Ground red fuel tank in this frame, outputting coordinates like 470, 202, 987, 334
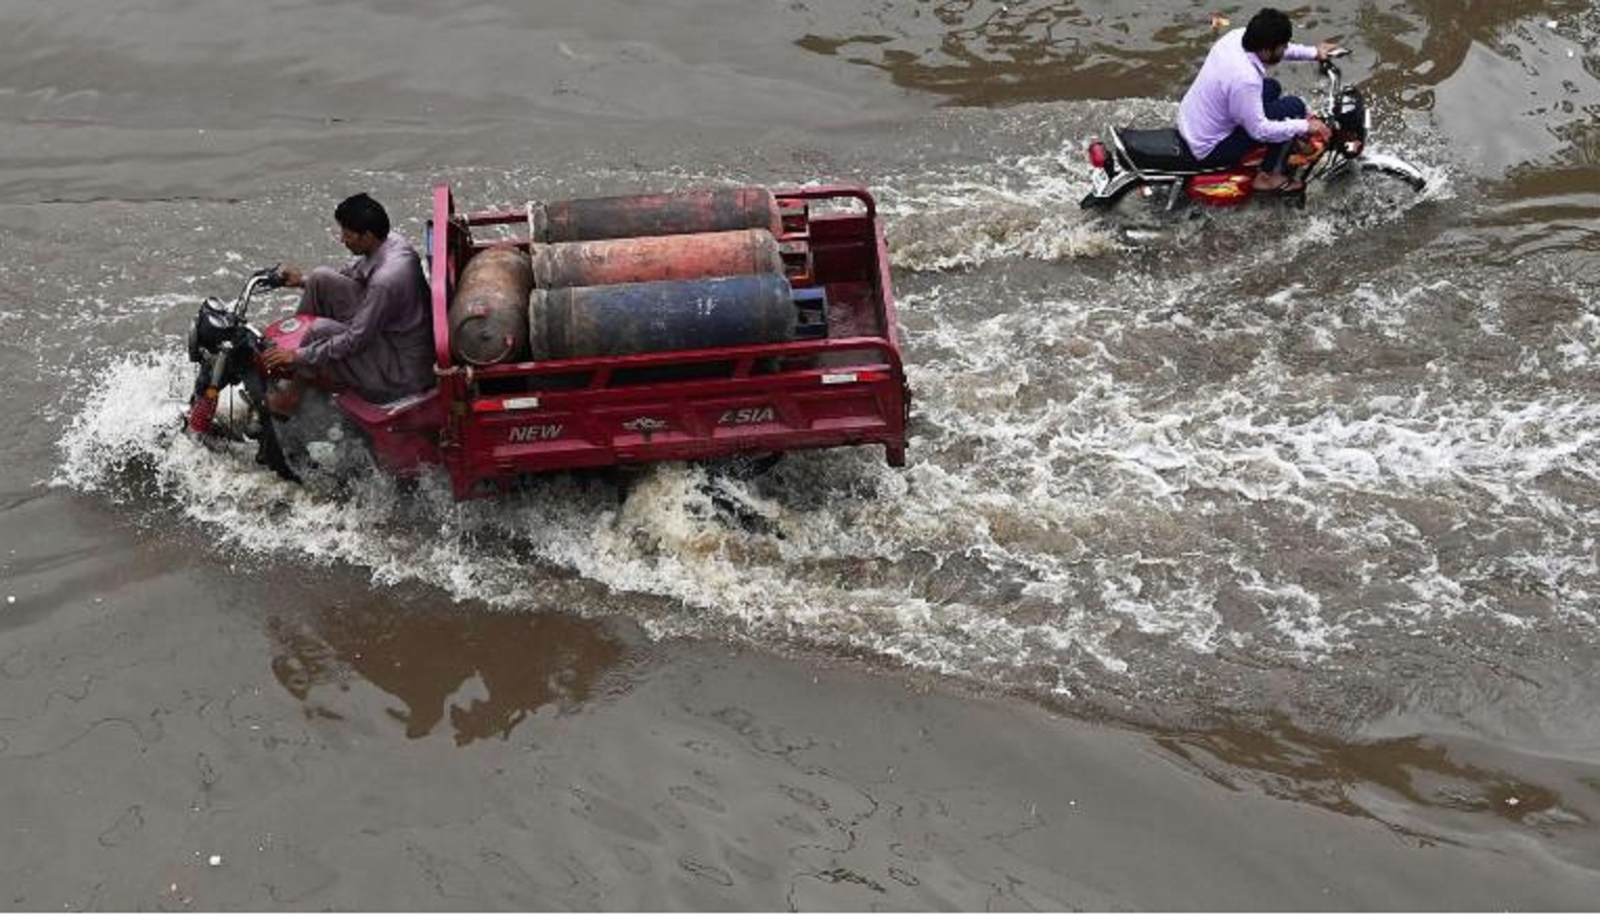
533, 188, 783, 243
527, 273, 795, 360
448, 246, 535, 365
529, 228, 783, 289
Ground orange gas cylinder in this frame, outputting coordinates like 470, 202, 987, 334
532, 187, 783, 243
529, 228, 783, 289
448, 246, 535, 365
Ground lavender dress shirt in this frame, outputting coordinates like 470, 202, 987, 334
1177, 28, 1317, 159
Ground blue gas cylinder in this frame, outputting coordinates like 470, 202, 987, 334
527, 273, 796, 360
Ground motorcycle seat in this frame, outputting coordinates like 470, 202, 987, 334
1115, 128, 1202, 172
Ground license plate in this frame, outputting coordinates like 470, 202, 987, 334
1089, 166, 1110, 195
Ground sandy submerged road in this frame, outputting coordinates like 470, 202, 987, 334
2, 497, 1597, 910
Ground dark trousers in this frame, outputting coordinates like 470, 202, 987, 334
1199, 78, 1307, 175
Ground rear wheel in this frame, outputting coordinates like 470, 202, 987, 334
706, 451, 783, 481
1080, 181, 1142, 211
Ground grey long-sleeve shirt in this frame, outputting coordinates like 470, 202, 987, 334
298, 234, 436, 401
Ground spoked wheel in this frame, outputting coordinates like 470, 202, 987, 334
705, 451, 783, 482
247, 397, 302, 483
232, 371, 302, 483
1359, 158, 1427, 191
1080, 191, 1124, 211
1325, 152, 1427, 210
181, 393, 301, 483
699, 452, 784, 536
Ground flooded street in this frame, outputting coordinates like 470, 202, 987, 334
4, 0, 1600, 908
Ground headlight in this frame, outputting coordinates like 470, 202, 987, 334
189, 299, 234, 362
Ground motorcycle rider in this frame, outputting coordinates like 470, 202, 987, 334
262, 193, 434, 411
1178, 8, 1340, 194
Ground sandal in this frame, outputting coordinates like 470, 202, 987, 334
1253, 176, 1305, 195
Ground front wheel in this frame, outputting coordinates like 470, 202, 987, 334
1320, 152, 1427, 214
236, 370, 301, 483
249, 400, 301, 483
1357, 153, 1427, 192
1324, 152, 1426, 191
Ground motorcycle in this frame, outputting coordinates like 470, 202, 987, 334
1078, 49, 1426, 211
183, 265, 303, 482
182, 265, 785, 501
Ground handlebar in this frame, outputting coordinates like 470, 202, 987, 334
1318, 49, 1350, 115
252, 264, 286, 289
230, 265, 288, 319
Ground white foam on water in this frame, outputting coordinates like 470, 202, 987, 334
55, 352, 195, 493
51, 349, 1147, 688
41, 116, 1589, 718
878, 156, 1126, 272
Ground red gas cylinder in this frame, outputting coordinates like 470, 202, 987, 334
532, 187, 783, 243
448, 245, 536, 365
529, 228, 783, 289
527, 273, 795, 360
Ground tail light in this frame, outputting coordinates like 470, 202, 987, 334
1088, 140, 1109, 170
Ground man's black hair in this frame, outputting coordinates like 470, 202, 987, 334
1242, 8, 1293, 52
334, 192, 390, 239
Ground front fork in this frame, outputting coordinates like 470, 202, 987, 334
185, 347, 299, 482
186, 348, 231, 433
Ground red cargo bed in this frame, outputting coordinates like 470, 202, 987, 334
423, 183, 910, 499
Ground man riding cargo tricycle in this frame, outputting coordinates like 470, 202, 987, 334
185, 183, 912, 499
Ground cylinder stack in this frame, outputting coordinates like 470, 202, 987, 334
447, 188, 807, 366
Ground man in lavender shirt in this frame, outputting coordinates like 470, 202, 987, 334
263, 193, 436, 410
1177, 8, 1340, 193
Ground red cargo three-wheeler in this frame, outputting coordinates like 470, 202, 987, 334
184, 184, 911, 499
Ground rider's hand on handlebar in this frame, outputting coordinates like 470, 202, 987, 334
280, 266, 305, 288
1315, 40, 1343, 61
261, 345, 298, 372
1307, 116, 1333, 143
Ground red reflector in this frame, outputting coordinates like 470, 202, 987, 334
471, 395, 540, 413
822, 369, 890, 385
1088, 141, 1108, 170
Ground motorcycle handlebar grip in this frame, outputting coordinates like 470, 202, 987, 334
256, 264, 286, 288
